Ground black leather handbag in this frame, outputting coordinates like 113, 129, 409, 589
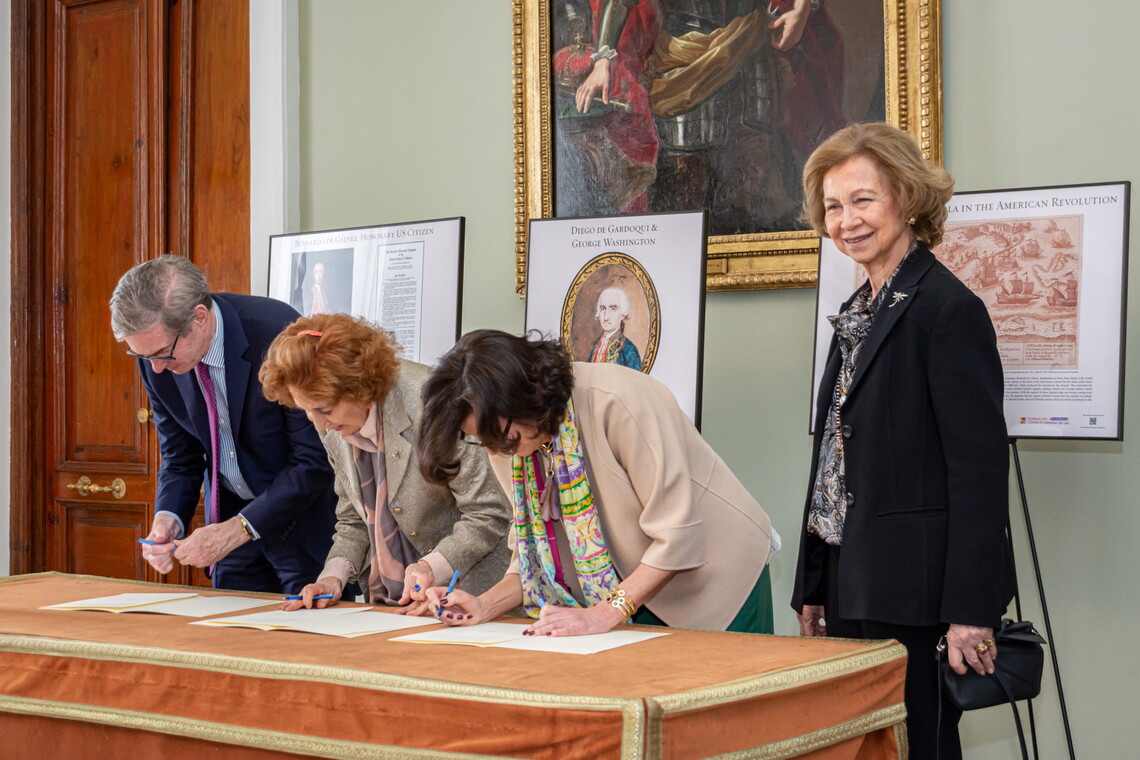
937, 619, 1046, 759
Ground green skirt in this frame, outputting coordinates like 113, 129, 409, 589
630, 564, 773, 634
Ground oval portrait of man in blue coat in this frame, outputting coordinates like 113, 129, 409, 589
561, 252, 660, 373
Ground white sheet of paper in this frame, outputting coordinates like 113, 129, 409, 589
389, 621, 530, 646
390, 622, 668, 654
190, 606, 371, 632
133, 595, 276, 617
41, 592, 200, 612
494, 629, 669, 655
190, 607, 442, 637
286, 610, 444, 638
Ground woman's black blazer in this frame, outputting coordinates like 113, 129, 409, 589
792, 245, 1016, 629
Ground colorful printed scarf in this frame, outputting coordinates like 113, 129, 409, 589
511, 399, 619, 617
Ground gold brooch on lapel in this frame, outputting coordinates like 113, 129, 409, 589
889, 292, 908, 308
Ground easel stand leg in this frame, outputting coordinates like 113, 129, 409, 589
1009, 439, 1076, 760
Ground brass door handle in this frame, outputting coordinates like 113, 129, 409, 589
137, 408, 152, 423
66, 476, 127, 499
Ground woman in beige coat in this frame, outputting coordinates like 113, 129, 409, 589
418, 330, 777, 636
260, 315, 511, 614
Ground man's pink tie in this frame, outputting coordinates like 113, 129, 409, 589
195, 362, 221, 526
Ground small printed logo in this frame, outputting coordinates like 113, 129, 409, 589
1019, 416, 1070, 426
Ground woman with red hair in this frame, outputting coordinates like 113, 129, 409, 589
260, 314, 511, 613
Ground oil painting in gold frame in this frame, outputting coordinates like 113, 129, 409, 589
512, 0, 942, 293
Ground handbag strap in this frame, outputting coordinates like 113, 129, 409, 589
994, 670, 1031, 760
936, 656, 946, 760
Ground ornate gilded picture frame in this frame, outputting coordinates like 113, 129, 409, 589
561, 252, 662, 373
512, 0, 942, 294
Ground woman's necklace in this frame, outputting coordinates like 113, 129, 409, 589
833, 376, 848, 454
538, 439, 555, 481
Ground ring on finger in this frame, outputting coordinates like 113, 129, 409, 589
973, 642, 989, 655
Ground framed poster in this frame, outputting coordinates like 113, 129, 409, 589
266, 218, 464, 365
811, 182, 1129, 440
512, 0, 943, 294
526, 210, 707, 425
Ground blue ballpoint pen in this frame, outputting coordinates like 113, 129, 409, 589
282, 594, 334, 601
437, 569, 461, 618
137, 538, 174, 549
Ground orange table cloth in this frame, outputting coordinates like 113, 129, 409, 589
0, 573, 907, 759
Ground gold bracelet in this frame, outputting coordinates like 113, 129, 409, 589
237, 514, 254, 539
605, 588, 638, 619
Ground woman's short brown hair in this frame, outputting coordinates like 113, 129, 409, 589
260, 314, 401, 407
801, 122, 955, 248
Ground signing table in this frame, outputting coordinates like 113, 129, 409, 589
0, 574, 907, 759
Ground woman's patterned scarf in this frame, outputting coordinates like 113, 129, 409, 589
807, 259, 905, 544
510, 399, 619, 617
347, 404, 422, 603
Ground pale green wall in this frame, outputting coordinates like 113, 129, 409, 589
298, 1, 1138, 755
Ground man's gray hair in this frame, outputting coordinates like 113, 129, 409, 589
595, 286, 631, 320
109, 255, 213, 341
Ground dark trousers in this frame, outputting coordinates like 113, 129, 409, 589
208, 489, 324, 595
820, 542, 963, 760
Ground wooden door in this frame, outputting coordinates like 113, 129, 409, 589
10, 0, 250, 583
41, 0, 169, 582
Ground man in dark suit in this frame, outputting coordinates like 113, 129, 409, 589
110, 255, 336, 593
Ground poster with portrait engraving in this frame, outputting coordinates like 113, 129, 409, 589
266, 218, 463, 365
811, 181, 1128, 440
526, 211, 707, 426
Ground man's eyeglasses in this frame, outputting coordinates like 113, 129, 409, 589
126, 329, 183, 362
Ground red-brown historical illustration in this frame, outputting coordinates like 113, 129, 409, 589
935, 216, 1081, 369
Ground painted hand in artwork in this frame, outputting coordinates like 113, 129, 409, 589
769, 0, 812, 51
575, 58, 612, 113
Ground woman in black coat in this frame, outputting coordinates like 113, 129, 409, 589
791, 123, 1016, 760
